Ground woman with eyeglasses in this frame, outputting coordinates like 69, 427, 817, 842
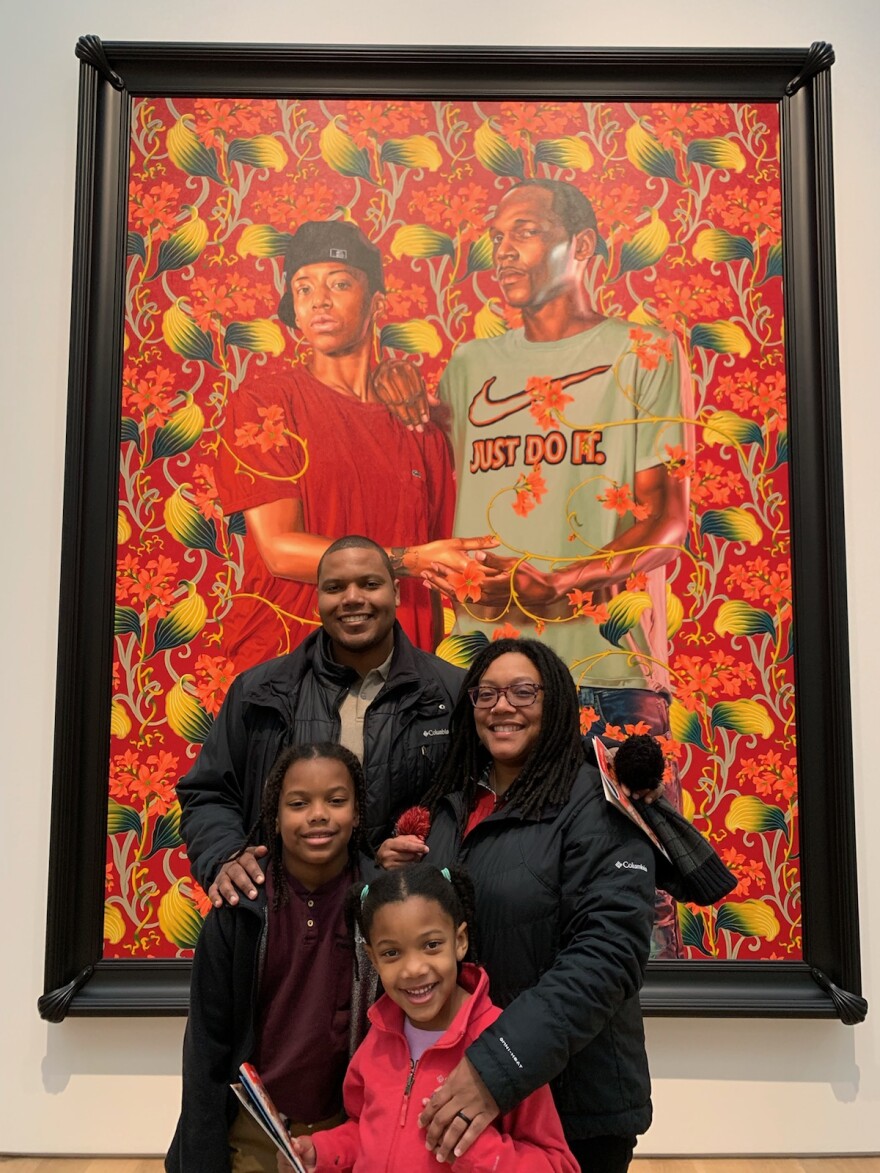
377, 638, 655, 1173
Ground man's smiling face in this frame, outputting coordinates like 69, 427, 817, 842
317, 546, 400, 667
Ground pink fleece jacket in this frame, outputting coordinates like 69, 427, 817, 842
311, 964, 577, 1172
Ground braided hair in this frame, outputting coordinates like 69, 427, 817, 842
422, 638, 584, 825
255, 741, 367, 913
344, 862, 478, 971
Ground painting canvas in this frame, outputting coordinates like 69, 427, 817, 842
40, 40, 863, 1021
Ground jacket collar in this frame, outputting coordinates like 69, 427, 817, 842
240, 622, 423, 712
441, 785, 566, 827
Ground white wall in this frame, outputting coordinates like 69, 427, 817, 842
2, 0, 878, 1157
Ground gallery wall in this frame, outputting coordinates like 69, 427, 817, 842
1, 0, 877, 1156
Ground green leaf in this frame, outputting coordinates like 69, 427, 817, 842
120, 417, 142, 450
107, 799, 142, 836
227, 511, 247, 537
678, 904, 710, 954
669, 699, 707, 749
435, 631, 490, 669
686, 138, 746, 172
127, 232, 146, 261
699, 507, 762, 545
762, 241, 783, 283
715, 898, 780, 941
770, 428, 789, 471
714, 600, 776, 639
465, 233, 494, 276
711, 699, 775, 737
114, 606, 142, 638
725, 794, 788, 835
693, 229, 754, 265
474, 121, 525, 178
147, 804, 183, 857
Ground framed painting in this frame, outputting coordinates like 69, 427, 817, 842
39, 37, 866, 1021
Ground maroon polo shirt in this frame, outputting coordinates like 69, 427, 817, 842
251, 865, 354, 1125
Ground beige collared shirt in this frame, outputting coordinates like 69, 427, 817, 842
336, 650, 393, 763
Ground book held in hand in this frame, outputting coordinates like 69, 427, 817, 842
231, 1061, 307, 1172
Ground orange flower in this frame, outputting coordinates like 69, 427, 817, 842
127, 750, 180, 814
628, 326, 674, 371
446, 560, 487, 603
235, 404, 288, 453
129, 180, 180, 241
597, 482, 648, 520
579, 705, 599, 735
195, 654, 237, 716
626, 571, 648, 591
253, 178, 337, 226
192, 464, 222, 521
603, 723, 626, 742
656, 733, 682, 760
492, 623, 521, 641
122, 364, 177, 425
188, 879, 213, 918
566, 589, 610, 624
624, 721, 652, 736
116, 554, 179, 616
513, 463, 548, 517
526, 375, 574, 431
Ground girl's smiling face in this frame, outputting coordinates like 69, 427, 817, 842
365, 896, 468, 1032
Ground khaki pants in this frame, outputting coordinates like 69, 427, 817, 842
229, 1103, 345, 1172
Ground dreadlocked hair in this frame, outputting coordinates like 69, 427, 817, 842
250, 741, 367, 914
421, 638, 584, 826
344, 862, 478, 976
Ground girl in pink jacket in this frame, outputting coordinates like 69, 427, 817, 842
284, 862, 577, 1172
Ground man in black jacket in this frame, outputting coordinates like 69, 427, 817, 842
178, 535, 463, 906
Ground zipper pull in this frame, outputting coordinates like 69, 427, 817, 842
399, 1059, 417, 1127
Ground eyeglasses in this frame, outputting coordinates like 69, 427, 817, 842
467, 683, 544, 709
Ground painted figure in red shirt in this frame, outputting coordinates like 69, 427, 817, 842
215, 220, 495, 671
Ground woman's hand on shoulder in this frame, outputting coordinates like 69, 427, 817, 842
375, 835, 429, 870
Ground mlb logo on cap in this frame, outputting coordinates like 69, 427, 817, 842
277, 219, 386, 328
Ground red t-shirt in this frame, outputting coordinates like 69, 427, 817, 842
215, 366, 454, 671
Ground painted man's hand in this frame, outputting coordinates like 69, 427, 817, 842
404, 536, 498, 578
417, 1057, 499, 1163
208, 845, 269, 907
371, 358, 430, 430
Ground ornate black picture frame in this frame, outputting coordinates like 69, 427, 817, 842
40, 37, 865, 1022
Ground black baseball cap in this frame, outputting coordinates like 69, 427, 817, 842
277, 220, 386, 328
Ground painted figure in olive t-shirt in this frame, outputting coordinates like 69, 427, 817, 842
430, 181, 695, 958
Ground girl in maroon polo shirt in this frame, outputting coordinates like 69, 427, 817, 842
167, 742, 374, 1173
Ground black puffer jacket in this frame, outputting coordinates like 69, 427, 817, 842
426, 763, 655, 1141
178, 623, 463, 889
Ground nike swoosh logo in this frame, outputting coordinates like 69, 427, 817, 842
467, 365, 613, 427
